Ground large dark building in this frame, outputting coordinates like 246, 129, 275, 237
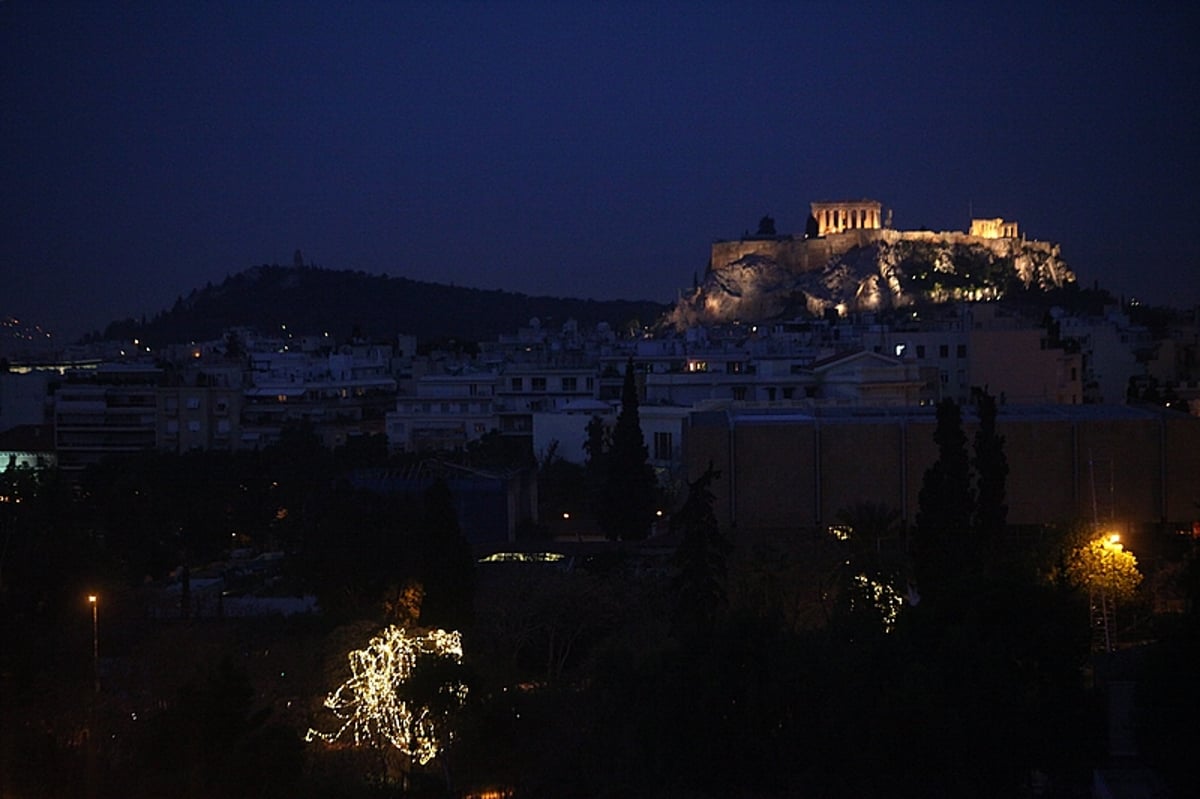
683, 404, 1200, 539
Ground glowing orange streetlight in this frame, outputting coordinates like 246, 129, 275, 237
88, 594, 99, 694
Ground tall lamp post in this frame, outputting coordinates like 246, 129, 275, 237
88, 594, 99, 694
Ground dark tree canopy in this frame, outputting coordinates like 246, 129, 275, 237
597, 359, 657, 540
756, 215, 776, 236
804, 213, 820, 239
914, 399, 975, 600
416, 478, 477, 631
670, 462, 730, 647
972, 391, 1009, 545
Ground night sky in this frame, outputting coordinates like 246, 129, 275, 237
3, 2, 1198, 340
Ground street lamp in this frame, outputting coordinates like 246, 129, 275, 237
88, 594, 99, 694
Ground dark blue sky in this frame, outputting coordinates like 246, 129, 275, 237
4, 2, 1198, 339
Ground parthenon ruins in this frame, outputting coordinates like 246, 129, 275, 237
810, 199, 882, 236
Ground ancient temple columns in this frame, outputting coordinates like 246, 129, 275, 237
810, 200, 883, 236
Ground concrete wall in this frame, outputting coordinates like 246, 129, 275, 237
685, 407, 1200, 540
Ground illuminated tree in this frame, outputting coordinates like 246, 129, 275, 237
1065, 534, 1142, 651
844, 573, 906, 635
307, 626, 467, 766
830, 503, 907, 635
1065, 536, 1142, 602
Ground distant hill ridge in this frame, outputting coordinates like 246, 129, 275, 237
97, 265, 670, 345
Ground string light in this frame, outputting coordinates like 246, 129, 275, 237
850, 574, 905, 633
306, 626, 467, 764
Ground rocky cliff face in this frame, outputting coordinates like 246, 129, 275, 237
666, 230, 1075, 328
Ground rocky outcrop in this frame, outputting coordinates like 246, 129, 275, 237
666, 229, 1075, 328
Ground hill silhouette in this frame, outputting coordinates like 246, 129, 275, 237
93, 265, 671, 345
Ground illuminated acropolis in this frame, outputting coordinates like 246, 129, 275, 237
969, 217, 1019, 239
810, 199, 883, 236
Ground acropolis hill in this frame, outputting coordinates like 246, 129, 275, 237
667, 199, 1076, 328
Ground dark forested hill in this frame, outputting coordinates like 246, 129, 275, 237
95, 265, 671, 345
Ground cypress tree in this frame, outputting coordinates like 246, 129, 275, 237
598, 358, 658, 540
972, 391, 1009, 549
417, 478, 476, 631
914, 399, 975, 602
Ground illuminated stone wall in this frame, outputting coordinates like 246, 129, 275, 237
686, 226, 1073, 328
708, 228, 1060, 278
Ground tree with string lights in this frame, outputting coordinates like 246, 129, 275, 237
307, 626, 468, 786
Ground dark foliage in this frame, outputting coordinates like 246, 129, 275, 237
596, 359, 657, 540
804, 213, 820, 239
93, 264, 670, 347
973, 391, 1009, 545
126, 657, 304, 798
913, 398, 976, 602
670, 462, 730, 648
416, 478, 476, 631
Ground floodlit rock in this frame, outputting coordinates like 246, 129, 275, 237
667, 229, 1075, 328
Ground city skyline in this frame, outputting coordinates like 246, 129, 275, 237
3, 1, 1198, 339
